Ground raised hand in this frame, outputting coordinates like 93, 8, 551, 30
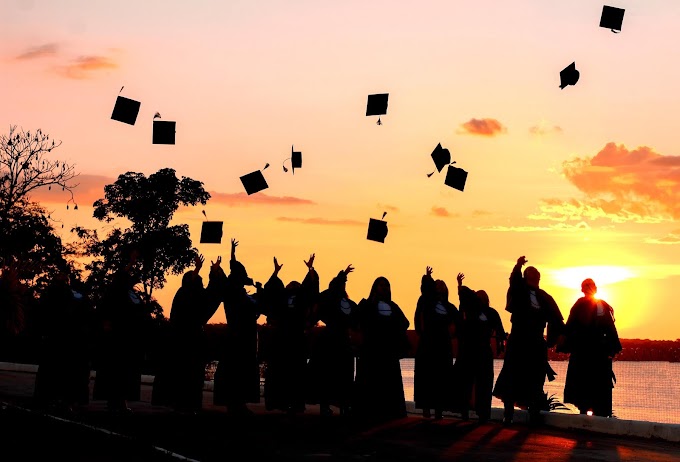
426, 266, 433, 277
457, 272, 465, 287
211, 256, 222, 271
344, 264, 355, 275
303, 253, 316, 270
194, 254, 205, 270
231, 238, 239, 260
517, 256, 528, 266
273, 257, 283, 275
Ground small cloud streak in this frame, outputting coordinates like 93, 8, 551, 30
209, 191, 316, 207
471, 209, 492, 217
53, 55, 118, 79
529, 121, 563, 136
431, 206, 452, 217
15, 43, 59, 60
645, 230, 680, 245
276, 217, 364, 226
458, 118, 507, 137
475, 222, 590, 232
377, 203, 399, 213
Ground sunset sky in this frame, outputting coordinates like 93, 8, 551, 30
3, 0, 680, 340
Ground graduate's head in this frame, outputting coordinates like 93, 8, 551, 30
369, 276, 391, 302
581, 278, 597, 297
523, 266, 540, 288
476, 290, 490, 308
229, 260, 253, 286
286, 281, 301, 291
181, 271, 203, 290
435, 279, 449, 301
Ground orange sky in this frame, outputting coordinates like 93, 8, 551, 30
2, 0, 680, 340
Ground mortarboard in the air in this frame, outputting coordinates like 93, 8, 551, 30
600, 5, 625, 33
240, 164, 270, 195
283, 145, 302, 174
366, 93, 389, 125
444, 165, 468, 192
427, 143, 453, 177
152, 113, 176, 145
559, 62, 580, 89
111, 87, 140, 125
200, 221, 224, 244
367, 212, 388, 243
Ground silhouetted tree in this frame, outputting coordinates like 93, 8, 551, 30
0, 126, 78, 236
72, 168, 211, 311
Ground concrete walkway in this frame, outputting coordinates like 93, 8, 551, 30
1, 363, 679, 461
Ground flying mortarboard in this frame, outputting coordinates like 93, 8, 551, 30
559, 62, 580, 89
366, 93, 389, 125
111, 87, 140, 125
444, 165, 468, 192
152, 112, 176, 145
367, 212, 388, 243
427, 143, 453, 177
240, 163, 270, 195
200, 221, 224, 244
283, 145, 302, 174
600, 5, 625, 33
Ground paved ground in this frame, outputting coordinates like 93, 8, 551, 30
1, 369, 679, 462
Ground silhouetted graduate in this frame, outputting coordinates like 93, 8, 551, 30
600, 5, 625, 33
261, 254, 319, 415
305, 264, 359, 416
366, 93, 389, 125
560, 62, 580, 89
413, 267, 459, 420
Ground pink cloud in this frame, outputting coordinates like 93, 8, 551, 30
53, 55, 118, 79
14, 43, 59, 60
458, 118, 507, 137
208, 191, 316, 207
276, 217, 363, 226
431, 206, 451, 217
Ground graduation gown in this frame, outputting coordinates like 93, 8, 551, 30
353, 296, 410, 421
413, 274, 458, 412
305, 270, 359, 410
493, 263, 564, 410
455, 285, 505, 419
563, 297, 622, 416
262, 269, 319, 412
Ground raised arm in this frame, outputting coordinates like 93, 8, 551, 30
230, 238, 238, 262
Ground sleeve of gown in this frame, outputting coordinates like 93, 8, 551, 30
604, 300, 623, 356
545, 293, 565, 348
457, 285, 478, 319
505, 263, 524, 313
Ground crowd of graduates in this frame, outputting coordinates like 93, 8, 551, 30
3, 241, 622, 426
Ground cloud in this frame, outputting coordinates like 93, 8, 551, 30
474, 222, 590, 232
431, 206, 454, 217
556, 143, 680, 221
527, 198, 671, 224
208, 191, 316, 207
53, 55, 118, 79
14, 43, 59, 60
529, 122, 563, 136
458, 118, 507, 137
471, 209, 492, 217
645, 230, 680, 245
276, 217, 363, 226
29, 174, 114, 206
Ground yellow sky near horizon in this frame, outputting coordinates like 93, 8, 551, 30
2, 0, 680, 340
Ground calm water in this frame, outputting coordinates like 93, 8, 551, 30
399, 359, 680, 425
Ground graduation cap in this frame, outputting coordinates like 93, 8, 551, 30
366, 93, 389, 125
367, 212, 388, 243
111, 87, 140, 125
427, 143, 453, 177
152, 113, 176, 145
444, 164, 468, 192
559, 62, 580, 89
240, 163, 269, 195
600, 5, 625, 33
200, 221, 224, 244
283, 145, 302, 174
